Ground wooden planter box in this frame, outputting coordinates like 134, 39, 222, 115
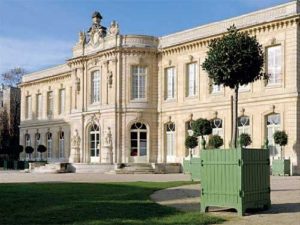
183, 158, 201, 181
200, 148, 271, 216
272, 159, 291, 176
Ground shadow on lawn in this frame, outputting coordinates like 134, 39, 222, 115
0, 182, 211, 225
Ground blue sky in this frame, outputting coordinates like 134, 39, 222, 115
0, 0, 290, 75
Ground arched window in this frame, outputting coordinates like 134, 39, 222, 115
59, 131, 65, 159
238, 116, 250, 135
166, 122, 176, 159
47, 132, 52, 159
212, 118, 223, 136
130, 122, 147, 157
25, 134, 31, 147
91, 70, 100, 103
90, 124, 100, 162
266, 113, 280, 157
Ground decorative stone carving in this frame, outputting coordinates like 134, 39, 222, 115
101, 127, 113, 164
108, 20, 119, 36
107, 71, 113, 88
87, 11, 107, 45
71, 129, 81, 148
78, 31, 86, 45
70, 129, 81, 163
104, 127, 112, 146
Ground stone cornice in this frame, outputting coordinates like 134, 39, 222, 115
160, 15, 300, 56
19, 72, 71, 88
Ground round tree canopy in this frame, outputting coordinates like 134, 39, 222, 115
191, 118, 212, 137
239, 133, 252, 147
25, 146, 34, 154
202, 25, 265, 89
185, 136, 198, 149
208, 135, 223, 149
273, 131, 288, 147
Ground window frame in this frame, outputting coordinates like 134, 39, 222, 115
131, 65, 147, 101
164, 67, 176, 100
266, 45, 282, 86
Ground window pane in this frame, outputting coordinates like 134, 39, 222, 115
91, 71, 100, 103
267, 46, 281, 84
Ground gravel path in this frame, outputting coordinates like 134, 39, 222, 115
151, 176, 300, 225
0, 170, 190, 183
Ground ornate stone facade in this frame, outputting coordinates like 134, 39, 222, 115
20, 1, 300, 174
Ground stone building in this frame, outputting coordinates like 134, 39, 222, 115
20, 1, 300, 174
0, 84, 21, 156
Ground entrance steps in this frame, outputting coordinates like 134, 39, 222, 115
110, 163, 155, 174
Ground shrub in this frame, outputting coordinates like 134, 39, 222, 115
191, 118, 212, 137
273, 131, 288, 147
37, 145, 47, 161
18, 145, 24, 153
25, 146, 34, 154
185, 136, 198, 149
239, 133, 252, 147
208, 135, 223, 149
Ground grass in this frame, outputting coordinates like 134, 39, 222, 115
0, 182, 225, 225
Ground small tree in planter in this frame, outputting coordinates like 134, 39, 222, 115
191, 118, 212, 150
273, 131, 288, 159
37, 145, 47, 161
272, 131, 290, 176
239, 133, 252, 148
25, 146, 34, 160
208, 135, 223, 149
200, 26, 270, 215
185, 136, 198, 157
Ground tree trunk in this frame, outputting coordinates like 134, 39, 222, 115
231, 86, 239, 148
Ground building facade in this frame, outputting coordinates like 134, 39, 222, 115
20, 2, 300, 174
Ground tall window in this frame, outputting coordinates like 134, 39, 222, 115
59, 131, 65, 159
25, 134, 31, 147
212, 118, 223, 137
130, 122, 147, 157
131, 66, 146, 100
59, 89, 65, 114
47, 92, 53, 117
238, 116, 250, 135
47, 132, 52, 159
36, 94, 42, 119
35, 133, 41, 159
187, 63, 197, 97
165, 67, 175, 99
25, 96, 32, 119
91, 71, 100, 103
166, 123, 176, 158
90, 124, 100, 161
267, 46, 281, 85
267, 114, 281, 158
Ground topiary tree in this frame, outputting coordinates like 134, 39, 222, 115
25, 146, 34, 160
239, 133, 252, 147
208, 135, 224, 149
191, 118, 212, 149
273, 131, 288, 159
37, 145, 47, 161
185, 136, 198, 157
202, 25, 266, 148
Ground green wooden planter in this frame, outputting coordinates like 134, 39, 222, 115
3, 160, 8, 170
183, 158, 201, 181
13, 160, 18, 170
272, 159, 290, 176
200, 148, 271, 216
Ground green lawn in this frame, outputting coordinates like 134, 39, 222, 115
0, 182, 225, 225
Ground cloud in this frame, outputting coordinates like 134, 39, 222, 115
0, 37, 74, 74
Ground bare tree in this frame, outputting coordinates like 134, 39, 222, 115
1, 67, 26, 87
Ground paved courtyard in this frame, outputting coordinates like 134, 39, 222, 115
151, 176, 300, 225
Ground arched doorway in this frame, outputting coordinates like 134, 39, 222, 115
130, 122, 148, 163
166, 122, 176, 162
266, 113, 280, 159
89, 124, 100, 163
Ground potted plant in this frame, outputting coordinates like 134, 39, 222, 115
239, 133, 252, 147
208, 135, 223, 149
272, 131, 290, 176
25, 146, 34, 160
191, 118, 212, 150
37, 145, 47, 161
200, 26, 270, 215
183, 135, 200, 180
